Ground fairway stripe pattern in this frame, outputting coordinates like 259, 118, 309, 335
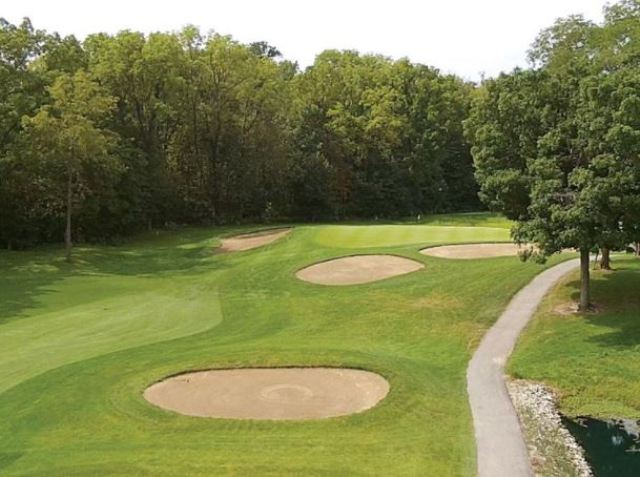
467, 258, 580, 477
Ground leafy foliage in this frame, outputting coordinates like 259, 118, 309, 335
467, 3, 640, 308
0, 21, 480, 249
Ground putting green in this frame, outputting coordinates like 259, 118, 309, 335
314, 225, 510, 249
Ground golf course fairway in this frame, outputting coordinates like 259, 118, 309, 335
0, 215, 576, 476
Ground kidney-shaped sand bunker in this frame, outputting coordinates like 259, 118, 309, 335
144, 367, 389, 420
218, 228, 291, 252
296, 254, 424, 285
420, 243, 524, 259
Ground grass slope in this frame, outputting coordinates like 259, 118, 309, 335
510, 255, 640, 419
0, 214, 571, 476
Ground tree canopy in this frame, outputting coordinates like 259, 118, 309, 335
0, 21, 479, 251
467, 1, 640, 309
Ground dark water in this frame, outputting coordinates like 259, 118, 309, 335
563, 416, 640, 477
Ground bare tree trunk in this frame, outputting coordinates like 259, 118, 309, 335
600, 247, 611, 270
636, 242, 640, 257
579, 247, 590, 311
65, 171, 72, 262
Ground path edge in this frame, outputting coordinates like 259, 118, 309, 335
467, 258, 580, 477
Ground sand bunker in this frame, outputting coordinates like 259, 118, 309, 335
296, 254, 424, 285
420, 243, 526, 259
144, 367, 389, 420
218, 228, 291, 252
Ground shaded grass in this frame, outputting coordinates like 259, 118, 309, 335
509, 255, 640, 419
0, 219, 567, 475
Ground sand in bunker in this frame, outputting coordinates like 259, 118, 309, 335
218, 228, 291, 252
144, 368, 389, 420
296, 255, 424, 285
420, 243, 526, 259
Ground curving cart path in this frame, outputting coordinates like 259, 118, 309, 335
467, 258, 580, 477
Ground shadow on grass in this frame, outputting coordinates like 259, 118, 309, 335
565, 258, 640, 349
0, 227, 237, 324
0, 452, 24, 471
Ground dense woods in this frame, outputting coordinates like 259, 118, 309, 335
0, 20, 477, 250
466, 0, 640, 308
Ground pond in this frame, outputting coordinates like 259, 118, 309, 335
562, 416, 640, 477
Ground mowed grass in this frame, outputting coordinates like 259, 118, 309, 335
0, 215, 569, 476
314, 225, 509, 249
417, 212, 513, 229
509, 255, 640, 419
314, 212, 512, 249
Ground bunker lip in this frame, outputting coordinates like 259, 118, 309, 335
420, 243, 525, 259
218, 228, 292, 252
296, 254, 424, 285
143, 367, 389, 420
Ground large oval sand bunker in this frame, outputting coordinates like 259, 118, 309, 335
144, 368, 389, 420
420, 243, 525, 259
296, 254, 424, 285
218, 228, 291, 252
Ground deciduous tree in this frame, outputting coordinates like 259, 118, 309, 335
23, 71, 118, 260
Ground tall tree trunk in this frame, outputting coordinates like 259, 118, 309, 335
579, 247, 590, 311
600, 247, 611, 270
636, 242, 640, 257
65, 170, 73, 262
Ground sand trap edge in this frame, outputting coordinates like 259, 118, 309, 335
217, 227, 293, 253
295, 254, 425, 286
142, 366, 390, 421
419, 242, 527, 260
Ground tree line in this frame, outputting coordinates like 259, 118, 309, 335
0, 20, 478, 254
466, 0, 640, 309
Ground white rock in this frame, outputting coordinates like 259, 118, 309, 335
507, 379, 593, 477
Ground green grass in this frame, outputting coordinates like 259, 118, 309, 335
417, 212, 513, 229
314, 224, 510, 249
509, 255, 640, 419
0, 215, 569, 476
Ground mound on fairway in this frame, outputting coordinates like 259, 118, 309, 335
218, 228, 291, 252
420, 243, 524, 259
144, 368, 389, 420
296, 254, 424, 285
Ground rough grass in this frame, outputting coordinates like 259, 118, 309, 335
509, 255, 640, 419
0, 214, 570, 476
